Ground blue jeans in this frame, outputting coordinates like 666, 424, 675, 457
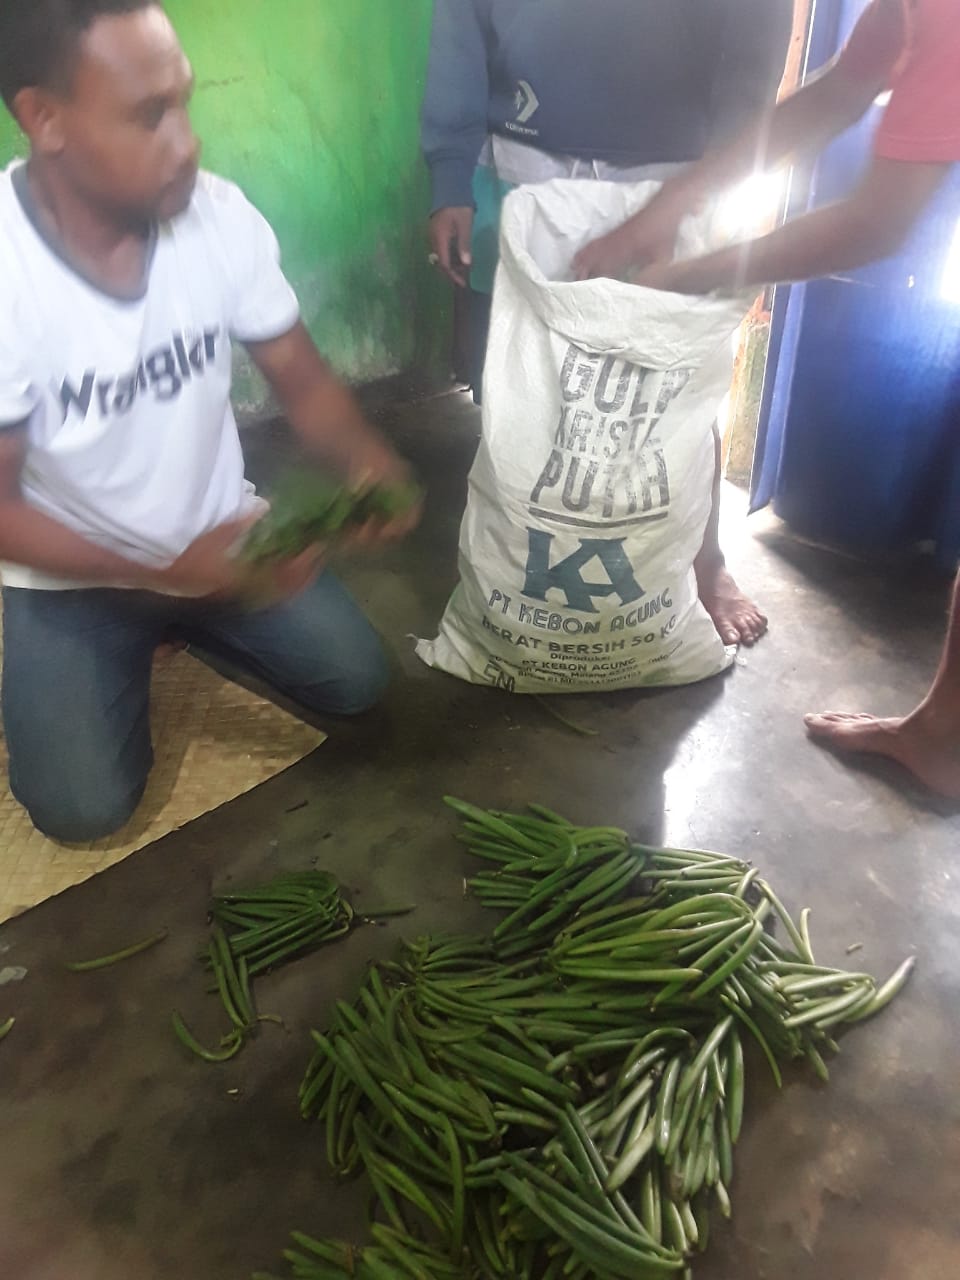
1, 575, 388, 843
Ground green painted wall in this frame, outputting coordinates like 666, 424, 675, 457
0, 0, 449, 410
0, 111, 21, 178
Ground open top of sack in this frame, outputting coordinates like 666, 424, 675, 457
499, 179, 751, 369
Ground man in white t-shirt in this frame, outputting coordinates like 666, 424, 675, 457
0, 0, 418, 841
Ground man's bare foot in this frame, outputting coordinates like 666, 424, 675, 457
695, 560, 768, 647
804, 706, 960, 800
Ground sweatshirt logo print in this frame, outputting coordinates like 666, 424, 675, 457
58, 327, 222, 423
514, 80, 540, 124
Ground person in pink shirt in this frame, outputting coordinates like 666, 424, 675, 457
576, 0, 960, 799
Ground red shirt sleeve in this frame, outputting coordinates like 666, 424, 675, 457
876, 0, 960, 162
837, 0, 906, 85
835, 0, 960, 163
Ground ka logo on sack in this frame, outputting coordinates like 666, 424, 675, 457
523, 529, 645, 614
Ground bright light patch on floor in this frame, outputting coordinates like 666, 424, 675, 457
715, 171, 789, 241
940, 218, 960, 304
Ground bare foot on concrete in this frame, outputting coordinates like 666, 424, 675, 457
804, 707, 960, 800
696, 561, 768, 647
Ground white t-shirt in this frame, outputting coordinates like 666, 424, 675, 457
0, 163, 300, 590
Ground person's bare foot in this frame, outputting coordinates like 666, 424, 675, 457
695, 560, 768, 647
804, 706, 960, 800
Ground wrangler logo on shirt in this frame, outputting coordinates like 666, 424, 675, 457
58, 327, 222, 423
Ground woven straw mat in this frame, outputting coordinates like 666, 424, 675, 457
0, 639, 326, 923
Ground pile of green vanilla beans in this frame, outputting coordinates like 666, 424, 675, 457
174, 872, 410, 1063
256, 799, 914, 1280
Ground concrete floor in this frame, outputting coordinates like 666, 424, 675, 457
1, 392, 958, 1280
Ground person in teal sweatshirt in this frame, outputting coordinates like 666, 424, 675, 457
421, 0, 792, 648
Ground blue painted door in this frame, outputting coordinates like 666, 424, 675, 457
752, 0, 960, 569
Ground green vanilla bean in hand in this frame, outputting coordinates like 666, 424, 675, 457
242, 469, 422, 564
